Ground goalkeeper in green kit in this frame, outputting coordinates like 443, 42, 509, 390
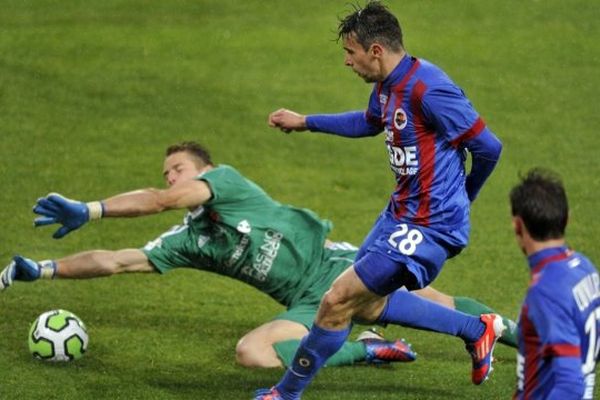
0, 141, 517, 368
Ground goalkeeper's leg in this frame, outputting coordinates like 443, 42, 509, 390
235, 319, 373, 368
453, 296, 517, 348
414, 286, 517, 348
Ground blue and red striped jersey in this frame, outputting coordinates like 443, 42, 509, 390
366, 56, 487, 230
306, 55, 501, 232
515, 246, 600, 399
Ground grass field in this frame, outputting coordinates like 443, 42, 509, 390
1, 0, 599, 399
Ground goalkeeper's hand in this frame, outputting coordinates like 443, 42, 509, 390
33, 193, 103, 239
0, 256, 57, 291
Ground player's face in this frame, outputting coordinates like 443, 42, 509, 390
512, 216, 527, 255
162, 151, 204, 187
342, 34, 381, 83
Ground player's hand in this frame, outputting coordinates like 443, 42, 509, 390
33, 193, 91, 239
268, 108, 307, 133
0, 259, 16, 290
0, 256, 57, 291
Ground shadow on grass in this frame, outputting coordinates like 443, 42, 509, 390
146, 368, 464, 399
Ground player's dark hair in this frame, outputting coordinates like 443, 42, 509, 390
337, 1, 403, 52
166, 142, 213, 166
509, 168, 569, 241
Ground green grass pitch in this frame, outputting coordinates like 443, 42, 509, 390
1, 0, 599, 399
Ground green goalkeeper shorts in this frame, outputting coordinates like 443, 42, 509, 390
273, 248, 356, 329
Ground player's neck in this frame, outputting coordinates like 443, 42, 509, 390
381, 50, 406, 81
524, 238, 567, 256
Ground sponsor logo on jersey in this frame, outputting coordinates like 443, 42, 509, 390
384, 127, 395, 143
394, 108, 408, 130
387, 144, 419, 176
241, 229, 283, 282
379, 94, 388, 107
227, 234, 250, 267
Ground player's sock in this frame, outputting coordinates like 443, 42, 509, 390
378, 290, 485, 342
454, 296, 518, 348
274, 324, 351, 399
274, 339, 366, 367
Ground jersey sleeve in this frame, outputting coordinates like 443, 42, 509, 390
546, 357, 586, 399
366, 84, 385, 129
421, 83, 486, 145
304, 84, 383, 137
305, 111, 381, 137
141, 225, 195, 274
201, 165, 269, 208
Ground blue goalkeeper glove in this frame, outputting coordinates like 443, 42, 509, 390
33, 193, 104, 239
0, 256, 57, 291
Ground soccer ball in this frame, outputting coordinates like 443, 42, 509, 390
28, 309, 89, 361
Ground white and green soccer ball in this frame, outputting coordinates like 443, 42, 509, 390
28, 309, 89, 361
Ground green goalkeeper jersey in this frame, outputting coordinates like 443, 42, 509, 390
142, 165, 333, 307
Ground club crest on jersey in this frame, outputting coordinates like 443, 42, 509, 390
394, 108, 408, 130
237, 220, 252, 234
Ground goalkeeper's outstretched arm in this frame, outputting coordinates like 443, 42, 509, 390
56, 249, 154, 278
0, 249, 154, 291
33, 179, 212, 239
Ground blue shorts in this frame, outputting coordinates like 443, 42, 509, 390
354, 211, 469, 296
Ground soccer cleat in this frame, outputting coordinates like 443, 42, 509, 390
466, 313, 506, 385
253, 387, 287, 400
357, 328, 417, 364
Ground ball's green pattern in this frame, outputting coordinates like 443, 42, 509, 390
28, 310, 88, 362
28, 321, 54, 359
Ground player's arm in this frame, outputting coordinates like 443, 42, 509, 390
268, 108, 382, 137
528, 290, 586, 399
57, 249, 155, 278
422, 84, 502, 202
33, 179, 212, 239
0, 249, 154, 291
545, 357, 586, 400
461, 128, 502, 202
101, 179, 211, 216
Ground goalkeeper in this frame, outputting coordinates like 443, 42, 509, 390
0, 141, 516, 369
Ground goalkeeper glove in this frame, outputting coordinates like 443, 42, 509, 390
0, 256, 57, 291
33, 193, 104, 239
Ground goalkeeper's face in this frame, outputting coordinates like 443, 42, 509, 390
163, 151, 206, 187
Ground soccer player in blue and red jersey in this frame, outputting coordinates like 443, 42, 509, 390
257, 2, 504, 399
511, 168, 599, 399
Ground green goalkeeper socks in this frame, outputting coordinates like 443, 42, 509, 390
274, 339, 366, 367
454, 296, 518, 348
273, 296, 519, 368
